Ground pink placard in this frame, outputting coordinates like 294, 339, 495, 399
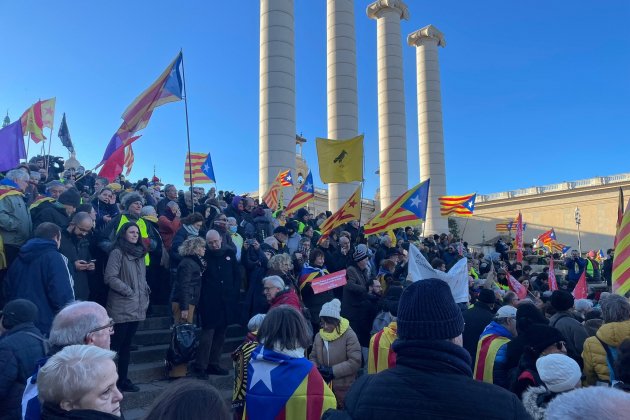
311, 270, 347, 294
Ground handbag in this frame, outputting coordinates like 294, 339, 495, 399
166, 323, 200, 366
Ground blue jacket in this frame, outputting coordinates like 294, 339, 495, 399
5, 239, 75, 335
564, 256, 587, 282
0, 323, 47, 420
479, 321, 513, 389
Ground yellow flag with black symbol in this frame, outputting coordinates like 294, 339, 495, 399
316, 134, 364, 183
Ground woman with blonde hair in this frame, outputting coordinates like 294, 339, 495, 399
267, 253, 298, 290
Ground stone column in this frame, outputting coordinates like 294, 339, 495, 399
367, 0, 409, 209
327, 0, 359, 212
408, 25, 448, 235
259, 0, 296, 200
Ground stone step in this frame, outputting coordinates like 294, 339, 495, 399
147, 305, 171, 317
132, 324, 246, 347
138, 316, 171, 331
128, 352, 234, 383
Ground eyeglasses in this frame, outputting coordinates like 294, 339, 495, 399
86, 318, 115, 339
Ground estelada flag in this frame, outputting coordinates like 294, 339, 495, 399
184, 152, 216, 185
285, 171, 315, 215
20, 98, 56, 143
572, 271, 588, 300
315, 135, 363, 183
439, 193, 476, 217
319, 185, 362, 235
364, 179, 430, 236
244, 346, 336, 419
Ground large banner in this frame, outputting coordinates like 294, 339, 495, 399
312, 270, 347, 294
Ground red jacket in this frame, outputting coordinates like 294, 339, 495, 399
158, 215, 181, 251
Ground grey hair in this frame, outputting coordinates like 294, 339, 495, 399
37, 345, 117, 404
263, 275, 286, 290
545, 386, 630, 420
380, 235, 391, 245
268, 254, 292, 271
166, 200, 179, 209
141, 205, 157, 217
226, 217, 237, 224
247, 314, 266, 332
601, 295, 630, 323
49, 301, 105, 348
5, 169, 29, 182
574, 299, 593, 314
178, 236, 206, 257
70, 211, 92, 226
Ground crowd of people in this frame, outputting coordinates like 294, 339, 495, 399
1, 156, 630, 419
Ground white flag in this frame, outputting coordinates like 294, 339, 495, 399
407, 243, 469, 304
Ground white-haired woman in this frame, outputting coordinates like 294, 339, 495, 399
264, 275, 302, 313
37, 345, 123, 419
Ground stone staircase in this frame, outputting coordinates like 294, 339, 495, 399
121, 305, 246, 419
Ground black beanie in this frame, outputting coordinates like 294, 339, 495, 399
516, 302, 549, 334
478, 289, 496, 305
526, 324, 566, 354
1, 299, 38, 329
397, 279, 465, 340
551, 290, 574, 312
58, 189, 81, 208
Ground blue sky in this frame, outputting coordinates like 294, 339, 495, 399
2, 1, 629, 200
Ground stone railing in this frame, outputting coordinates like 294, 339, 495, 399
477, 173, 630, 203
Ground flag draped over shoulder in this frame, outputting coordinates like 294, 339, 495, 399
0, 120, 26, 172
57, 113, 74, 152
406, 243, 469, 303
98, 53, 183, 180
184, 152, 216, 185
20, 98, 56, 143
245, 346, 336, 420
612, 200, 630, 296
285, 171, 315, 215
368, 322, 397, 374
298, 265, 328, 292
439, 193, 476, 217
315, 135, 363, 183
319, 186, 362, 235
364, 179, 430, 236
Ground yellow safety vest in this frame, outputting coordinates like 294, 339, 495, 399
116, 215, 150, 266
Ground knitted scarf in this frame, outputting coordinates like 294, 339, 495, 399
320, 317, 350, 342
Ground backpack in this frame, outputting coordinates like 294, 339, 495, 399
371, 311, 394, 336
596, 336, 620, 386
165, 323, 199, 367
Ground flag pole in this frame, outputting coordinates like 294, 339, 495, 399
46, 125, 54, 171
180, 50, 194, 196
26, 133, 32, 162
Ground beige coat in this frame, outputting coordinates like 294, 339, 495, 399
104, 248, 149, 323
309, 326, 361, 406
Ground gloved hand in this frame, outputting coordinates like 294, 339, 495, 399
317, 365, 334, 382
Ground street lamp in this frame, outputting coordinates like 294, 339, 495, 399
574, 206, 582, 255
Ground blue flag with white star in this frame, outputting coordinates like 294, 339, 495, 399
201, 153, 216, 183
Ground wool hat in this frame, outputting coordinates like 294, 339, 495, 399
1, 299, 38, 329
526, 324, 566, 354
515, 303, 549, 333
273, 226, 289, 235
122, 192, 144, 210
58, 189, 81, 208
536, 354, 582, 393
551, 290, 574, 312
353, 247, 369, 262
319, 299, 342, 320
397, 279, 465, 340
478, 289, 496, 305
495, 305, 518, 319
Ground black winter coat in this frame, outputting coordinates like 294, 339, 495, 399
0, 323, 47, 420
323, 339, 530, 420
41, 402, 123, 420
59, 229, 92, 301
342, 265, 375, 347
462, 301, 495, 362
197, 248, 241, 329
31, 201, 69, 230
242, 247, 270, 321
172, 256, 203, 310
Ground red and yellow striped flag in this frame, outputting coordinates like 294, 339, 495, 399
20, 98, 56, 143
612, 199, 630, 296
124, 145, 135, 176
319, 186, 362, 235
184, 152, 215, 185
368, 322, 397, 374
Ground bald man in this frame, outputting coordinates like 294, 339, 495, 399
192, 229, 241, 378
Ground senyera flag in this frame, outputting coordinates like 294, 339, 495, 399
285, 171, 315, 215
364, 179, 430, 236
20, 98, 56, 143
439, 193, 476, 217
612, 197, 630, 296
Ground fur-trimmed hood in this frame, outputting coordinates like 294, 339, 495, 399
522, 385, 554, 420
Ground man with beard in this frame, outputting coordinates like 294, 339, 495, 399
192, 230, 240, 378
59, 212, 95, 300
